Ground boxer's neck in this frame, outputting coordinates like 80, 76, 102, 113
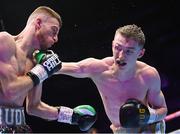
112, 63, 137, 82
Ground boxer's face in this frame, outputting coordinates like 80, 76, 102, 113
36, 17, 60, 50
112, 33, 145, 69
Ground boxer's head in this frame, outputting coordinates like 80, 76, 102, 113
27, 6, 62, 50
112, 24, 145, 69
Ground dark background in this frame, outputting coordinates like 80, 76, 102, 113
0, 0, 179, 133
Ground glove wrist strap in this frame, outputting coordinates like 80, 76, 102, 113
57, 106, 73, 124
148, 107, 157, 124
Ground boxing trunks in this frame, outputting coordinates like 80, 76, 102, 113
0, 107, 32, 133
113, 120, 165, 133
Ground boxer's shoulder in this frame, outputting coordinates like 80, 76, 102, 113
0, 32, 16, 59
102, 57, 114, 65
136, 61, 159, 80
0, 32, 15, 44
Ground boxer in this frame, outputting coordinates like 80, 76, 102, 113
55, 24, 168, 133
0, 6, 96, 133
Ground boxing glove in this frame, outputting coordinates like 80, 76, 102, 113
119, 99, 157, 128
27, 50, 62, 86
57, 105, 97, 131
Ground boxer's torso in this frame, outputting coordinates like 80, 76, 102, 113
91, 60, 150, 127
0, 32, 34, 107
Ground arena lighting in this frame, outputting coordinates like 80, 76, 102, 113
165, 110, 180, 134
165, 110, 180, 122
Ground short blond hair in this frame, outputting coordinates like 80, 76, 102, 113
27, 6, 62, 27
116, 24, 145, 48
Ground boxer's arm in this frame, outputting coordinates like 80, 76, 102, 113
26, 85, 97, 131
0, 50, 33, 101
56, 58, 108, 78
147, 67, 168, 123
0, 65, 34, 101
26, 84, 59, 120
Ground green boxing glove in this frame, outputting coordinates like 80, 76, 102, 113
57, 105, 97, 131
27, 50, 62, 86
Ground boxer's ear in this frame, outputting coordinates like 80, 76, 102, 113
138, 48, 145, 59
35, 18, 42, 30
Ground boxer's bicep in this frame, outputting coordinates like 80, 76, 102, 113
147, 69, 167, 109
148, 88, 166, 108
26, 84, 42, 111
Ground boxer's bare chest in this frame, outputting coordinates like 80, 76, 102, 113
92, 70, 148, 125
94, 72, 148, 103
10, 48, 33, 75
0, 47, 33, 106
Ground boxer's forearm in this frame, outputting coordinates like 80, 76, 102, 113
56, 62, 79, 74
27, 102, 97, 131
155, 107, 168, 121
55, 62, 88, 78
27, 101, 58, 120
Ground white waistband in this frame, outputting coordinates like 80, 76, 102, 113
0, 107, 26, 126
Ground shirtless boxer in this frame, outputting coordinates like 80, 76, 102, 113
56, 24, 168, 133
0, 6, 96, 133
